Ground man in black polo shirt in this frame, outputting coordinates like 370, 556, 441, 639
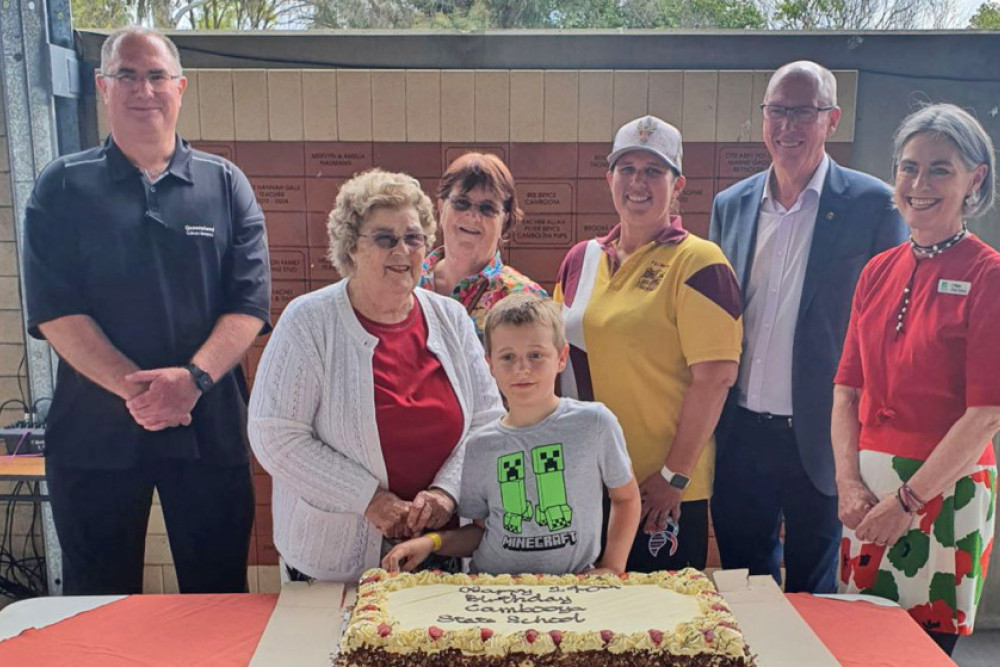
23, 27, 270, 594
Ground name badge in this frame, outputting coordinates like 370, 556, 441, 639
938, 279, 971, 296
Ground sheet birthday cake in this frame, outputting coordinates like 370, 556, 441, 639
336, 568, 756, 666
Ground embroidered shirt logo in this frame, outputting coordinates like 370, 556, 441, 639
938, 279, 971, 296
184, 225, 215, 238
636, 261, 667, 291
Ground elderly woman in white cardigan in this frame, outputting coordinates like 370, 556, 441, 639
248, 169, 503, 582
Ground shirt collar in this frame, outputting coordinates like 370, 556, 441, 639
596, 214, 689, 249
105, 134, 194, 184
761, 153, 830, 208
420, 247, 504, 286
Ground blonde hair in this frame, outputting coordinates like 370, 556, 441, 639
483, 293, 566, 356
326, 169, 437, 275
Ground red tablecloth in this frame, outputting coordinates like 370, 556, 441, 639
0, 592, 954, 666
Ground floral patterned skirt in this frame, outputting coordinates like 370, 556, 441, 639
839, 450, 997, 636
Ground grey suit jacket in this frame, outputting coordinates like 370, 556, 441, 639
709, 159, 907, 496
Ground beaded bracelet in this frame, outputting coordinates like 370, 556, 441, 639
900, 483, 927, 512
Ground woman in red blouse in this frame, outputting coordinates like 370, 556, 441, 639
833, 104, 1000, 655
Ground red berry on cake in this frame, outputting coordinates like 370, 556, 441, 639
377, 624, 392, 637
525, 630, 539, 643
703, 629, 715, 643
480, 628, 494, 642
428, 626, 443, 640
600, 630, 614, 644
648, 629, 664, 645
618, 573, 629, 579
361, 575, 381, 584
549, 630, 563, 646
359, 605, 378, 612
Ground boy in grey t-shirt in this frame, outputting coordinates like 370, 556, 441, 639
383, 294, 641, 575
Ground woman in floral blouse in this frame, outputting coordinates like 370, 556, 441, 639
421, 153, 546, 336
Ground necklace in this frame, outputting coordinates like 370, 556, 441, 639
896, 224, 968, 335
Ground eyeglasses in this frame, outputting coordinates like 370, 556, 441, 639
101, 70, 182, 92
760, 104, 837, 124
358, 232, 428, 251
448, 196, 505, 218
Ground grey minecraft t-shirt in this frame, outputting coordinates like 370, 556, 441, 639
458, 397, 633, 575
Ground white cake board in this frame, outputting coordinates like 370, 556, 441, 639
714, 569, 839, 667
249, 581, 352, 667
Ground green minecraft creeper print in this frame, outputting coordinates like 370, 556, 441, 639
531, 444, 573, 531
497, 452, 533, 533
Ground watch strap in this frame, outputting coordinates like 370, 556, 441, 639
660, 464, 690, 490
184, 363, 214, 394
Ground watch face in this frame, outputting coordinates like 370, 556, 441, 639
669, 474, 690, 490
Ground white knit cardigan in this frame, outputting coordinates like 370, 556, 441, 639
248, 280, 504, 581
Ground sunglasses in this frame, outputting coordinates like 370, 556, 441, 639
448, 196, 505, 218
358, 232, 428, 251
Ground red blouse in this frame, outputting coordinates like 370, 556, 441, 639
836, 235, 1000, 465
356, 300, 464, 501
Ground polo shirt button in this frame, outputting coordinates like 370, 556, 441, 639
150, 186, 156, 192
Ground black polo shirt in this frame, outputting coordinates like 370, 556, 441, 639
24, 136, 271, 469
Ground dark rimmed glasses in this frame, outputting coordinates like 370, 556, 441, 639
760, 104, 836, 124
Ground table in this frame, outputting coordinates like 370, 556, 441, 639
0, 455, 61, 595
0, 590, 956, 666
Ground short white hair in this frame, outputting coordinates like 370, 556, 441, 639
100, 27, 182, 75
766, 61, 837, 107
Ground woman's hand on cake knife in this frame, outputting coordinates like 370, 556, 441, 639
406, 488, 456, 534
638, 474, 683, 534
365, 489, 414, 538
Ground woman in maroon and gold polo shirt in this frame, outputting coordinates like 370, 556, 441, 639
834, 104, 1000, 656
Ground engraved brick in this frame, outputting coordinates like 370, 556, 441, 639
505, 248, 564, 284
309, 247, 341, 282
270, 249, 308, 281
247, 529, 259, 566
511, 215, 574, 248
254, 473, 272, 506
235, 142, 304, 177
516, 182, 574, 214
271, 280, 307, 313
372, 143, 442, 178
717, 144, 771, 179
251, 178, 306, 212
305, 178, 345, 213
372, 70, 406, 142
268, 70, 304, 141
685, 213, 710, 240
233, 70, 269, 140
676, 178, 714, 214
305, 142, 372, 178
303, 70, 338, 141
198, 70, 235, 141
406, 71, 441, 142
246, 346, 264, 382
577, 143, 611, 179
510, 143, 577, 180
684, 143, 717, 179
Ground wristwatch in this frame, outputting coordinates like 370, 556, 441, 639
184, 363, 214, 394
660, 464, 690, 490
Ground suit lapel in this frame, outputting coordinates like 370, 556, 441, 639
735, 175, 766, 292
797, 160, 849, 327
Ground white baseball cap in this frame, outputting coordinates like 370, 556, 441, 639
607, 115, 683, 175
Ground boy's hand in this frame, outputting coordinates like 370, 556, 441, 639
639, 474, 683, 534
406, 489, 455, 534
382, 536, 435, 573
581, 565, 621, 576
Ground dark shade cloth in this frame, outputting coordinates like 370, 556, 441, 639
22, 136, 271, 468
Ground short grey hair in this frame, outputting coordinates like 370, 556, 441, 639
100, 27, 183, 75
326, 169, 437, 276
892, 103, 995, 218
766, 61, 838, 107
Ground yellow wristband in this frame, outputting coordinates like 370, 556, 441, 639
426, 532, 443, 552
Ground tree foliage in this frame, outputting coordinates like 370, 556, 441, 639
969, 1, 1000, 28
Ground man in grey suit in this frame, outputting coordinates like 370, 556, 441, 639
709, 61, 906, 593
